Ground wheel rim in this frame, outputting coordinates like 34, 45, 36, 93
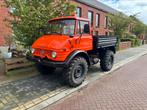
74, 64, 84, 80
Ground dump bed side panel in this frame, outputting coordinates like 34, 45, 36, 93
93, 36, 117, 49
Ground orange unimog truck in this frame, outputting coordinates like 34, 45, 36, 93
29, 15, 117, 87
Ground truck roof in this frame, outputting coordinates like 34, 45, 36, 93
48, 16, 89, 22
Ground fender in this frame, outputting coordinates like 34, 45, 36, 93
65, 50, 91, 66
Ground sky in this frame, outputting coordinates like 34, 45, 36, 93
99, 0, 147, 24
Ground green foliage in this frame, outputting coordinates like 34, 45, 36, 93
5, 0, 76, 47
145, 26, 147, 34
123, 34, 141, 47
135, 38, 141, 46
108, 12, 131, 38
116, 38, 120, 51
130, 15, 146, 36
109, 13, 146, 49
132, 23, 145, 36
109, 13, 147, 40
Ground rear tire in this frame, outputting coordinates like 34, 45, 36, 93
100, 50, 114, 71
36, 63, 56, 75
63, 57, 88, 87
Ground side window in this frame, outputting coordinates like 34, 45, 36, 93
80, 21, 90, 34
76, 21, 81, 35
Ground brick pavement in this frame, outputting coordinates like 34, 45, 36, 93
47, 54, 147, 110
0, 73, 65, 110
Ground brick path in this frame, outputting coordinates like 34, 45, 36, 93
47, 54, 147, 110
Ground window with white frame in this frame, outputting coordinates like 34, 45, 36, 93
96, 14, 100, 27
76, 7, 82, 17
88, 11, 93, 26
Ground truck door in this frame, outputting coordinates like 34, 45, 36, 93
76, 20, 93, 51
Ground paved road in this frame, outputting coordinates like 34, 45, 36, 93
0, 45, 147, 110
47, 54, 147, 110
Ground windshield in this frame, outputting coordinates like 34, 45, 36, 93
47, 19, 75, 36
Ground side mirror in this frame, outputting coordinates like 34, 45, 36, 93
69, 34, 74, 38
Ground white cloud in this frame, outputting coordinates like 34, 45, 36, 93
99, 0, 147, 24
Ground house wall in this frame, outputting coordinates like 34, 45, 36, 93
70, 0, 112, 35
0, 0, 12, 46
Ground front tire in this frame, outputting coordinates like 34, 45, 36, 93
100, 50, 114, 71
63, 57, 88, 87
36, 63, 56, 75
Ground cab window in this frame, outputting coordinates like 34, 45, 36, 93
81, 21, 90, 34
77, 21, 90, 35
76, 21, 81, 35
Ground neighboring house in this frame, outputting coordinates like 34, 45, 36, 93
0, 0, 12, 46
70, 0, 119, 35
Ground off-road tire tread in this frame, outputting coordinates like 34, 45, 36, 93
63, 57, 88, 87
100, 50, 114, 71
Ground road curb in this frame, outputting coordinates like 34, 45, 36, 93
12, 48, 147, 110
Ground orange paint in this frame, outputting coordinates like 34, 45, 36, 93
32, 16, 93, 61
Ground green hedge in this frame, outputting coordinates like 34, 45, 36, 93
121, 35, 141, 47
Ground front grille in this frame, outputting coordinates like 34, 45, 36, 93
34, 49, 52, 57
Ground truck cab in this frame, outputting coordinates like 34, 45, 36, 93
30, 16, 117, 87
32, 16, 93, 62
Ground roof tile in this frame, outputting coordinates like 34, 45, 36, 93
76, 0, 119, 14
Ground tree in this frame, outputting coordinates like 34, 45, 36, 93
130, 16, 146, 37
108, 12, 131, 38
4, 35, 14, 51
132, 23, 145, 36
5, 0, 76, 47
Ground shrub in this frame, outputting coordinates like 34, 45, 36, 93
121, 34, 141, 47
134, 38, 141, 46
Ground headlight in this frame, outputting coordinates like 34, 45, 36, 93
31, 48, 35, 54
51, 52, 57, 58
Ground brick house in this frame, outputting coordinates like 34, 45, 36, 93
0, 0, 12, 46
0, 0, 119, 46
70, 0, 119, 36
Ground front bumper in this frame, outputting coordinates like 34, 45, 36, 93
27, 56, 67, 68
